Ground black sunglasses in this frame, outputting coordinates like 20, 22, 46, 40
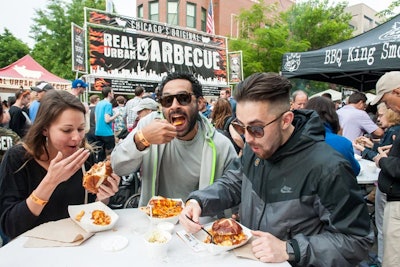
159, 92, 194, 108
231, 110, 288, 138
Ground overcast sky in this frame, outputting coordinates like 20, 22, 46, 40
0, 0, 396, 48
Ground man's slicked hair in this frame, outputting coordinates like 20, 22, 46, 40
234, 72, 292, 111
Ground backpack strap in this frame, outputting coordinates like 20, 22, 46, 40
223, 116, 235, 131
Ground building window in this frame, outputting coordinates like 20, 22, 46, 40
168, 0, 179, 26
137, 4, 143, 18
363, 15, 373, 32
201, 8, 206, 32
186, 2, 196, 29
149, 1, 159, 22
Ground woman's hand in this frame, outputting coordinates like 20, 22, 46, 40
96, 173, 121, 202
45, 148, 90, 187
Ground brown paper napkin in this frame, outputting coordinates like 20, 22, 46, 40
23, 218, 94, 247
233, 236, 259, 261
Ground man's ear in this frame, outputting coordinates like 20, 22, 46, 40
392, 88, 400, 96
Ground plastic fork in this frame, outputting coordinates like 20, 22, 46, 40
185, 215, 215, 244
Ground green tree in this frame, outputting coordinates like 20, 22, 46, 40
282, 0, 353, 50
30, 0, 105, 80
379, 0, 400, 18
0, 29, 30, 68
230, 0, 353, 93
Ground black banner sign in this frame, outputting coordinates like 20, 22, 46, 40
71, 23, 86, 73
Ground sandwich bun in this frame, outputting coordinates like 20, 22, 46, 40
212, 218, 242, 236
82, 160, 112, 194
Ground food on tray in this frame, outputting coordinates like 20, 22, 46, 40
142, 196, 183, 218
204, 218, 248, 246
75, 210, 85, 222
91, 210, 111, 225
83, 160, 112, 194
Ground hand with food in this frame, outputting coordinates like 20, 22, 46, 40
179, 199, 203, 233
134, 119, 177, 149
251, 231, 289, 263
82, 160, 121, 201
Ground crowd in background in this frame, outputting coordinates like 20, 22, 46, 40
1, 72, 400, 267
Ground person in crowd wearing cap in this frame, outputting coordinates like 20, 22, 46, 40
29, 81, 54, 122
371, 71, 400, 267
111, 72, 237, 207
9, 89, 32, 138
125, 86, 145, 132
71, 79, 88, 97
132, 97, 159, 123
337, 91, 384, 154
179, 72, 373, 267
95, 87, 119, 161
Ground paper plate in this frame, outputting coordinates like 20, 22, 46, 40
139, 196, 184, 224
101, 235, 129, 252
192, 221, 252, 255
68, 201, 119, 233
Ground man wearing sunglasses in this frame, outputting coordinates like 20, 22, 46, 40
110, 72, 237, 207
180, 72, 373, 266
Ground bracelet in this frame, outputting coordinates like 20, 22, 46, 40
136, 130, 150, 147
29, 191, 48, 206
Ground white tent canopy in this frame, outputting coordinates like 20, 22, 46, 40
310, 89, 342, 102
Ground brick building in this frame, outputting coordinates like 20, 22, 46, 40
136, 0, 294, 37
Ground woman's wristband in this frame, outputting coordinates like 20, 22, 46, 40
29, 191, 48, 206
136, 130, 150, 147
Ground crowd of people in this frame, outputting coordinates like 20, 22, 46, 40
1, 71, 400, 267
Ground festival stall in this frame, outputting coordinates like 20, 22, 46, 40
0, 54, 70, 94
281, 14, 400, 91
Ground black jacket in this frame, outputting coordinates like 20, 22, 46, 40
378, 136, 400, 201
189, 109, 373, 267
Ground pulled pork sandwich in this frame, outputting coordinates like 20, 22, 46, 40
205, 218, 248, 246
82, 160, 112, 194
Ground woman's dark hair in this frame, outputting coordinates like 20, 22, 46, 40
211, 98, 232, 129
305, 96, 340, 133
158, 72, 203, 98
24, 90, 87, 160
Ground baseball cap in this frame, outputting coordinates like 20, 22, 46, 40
371, 71, 400, 105
131, 98, 159, 114
31, 81, 54, 92
72, 79, 88, 89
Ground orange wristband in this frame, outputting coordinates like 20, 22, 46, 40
30, 192, 48, 206
136, 130, 150, 147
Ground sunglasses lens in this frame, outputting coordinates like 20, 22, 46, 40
160, 95, 174, 107
231, 122, 245, 135
176, 94, 191, 105
248, 126, 264, 138
160, 93, 192, 107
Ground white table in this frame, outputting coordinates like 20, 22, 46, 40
0, 209, 290, 267
357, 158, 380, 184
